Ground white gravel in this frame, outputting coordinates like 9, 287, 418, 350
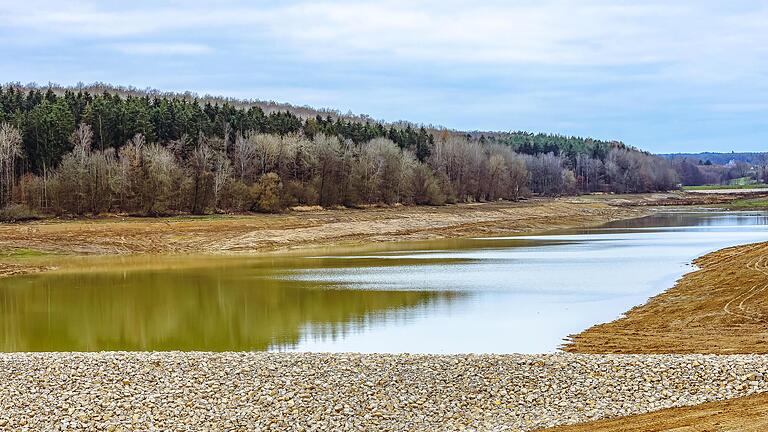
2, 352, 768, 431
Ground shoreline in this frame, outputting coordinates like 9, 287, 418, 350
0, 195, 654, 277
563, 240, 768, 354
545, 232, 768, 429
1, 190, 761, 279
539, 391, 768, 432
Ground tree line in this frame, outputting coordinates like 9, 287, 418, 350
0, 85, 679, 218
669, 157, 768, 186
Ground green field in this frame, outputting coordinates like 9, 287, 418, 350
717, 198, 768, 209
0, 248, 53, 259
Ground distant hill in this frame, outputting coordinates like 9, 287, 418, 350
660, 152, 766, 165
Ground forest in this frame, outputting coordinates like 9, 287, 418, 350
0, 84, 679, 218
665, 155, 768, 186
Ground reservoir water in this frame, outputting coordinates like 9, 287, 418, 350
2, 211, 767, 353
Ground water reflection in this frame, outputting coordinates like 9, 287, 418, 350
0, 211, 767, 353
0, 263, 457, 351
598, 210, 768, 229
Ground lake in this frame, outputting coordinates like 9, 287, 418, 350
2, 211, 767, 353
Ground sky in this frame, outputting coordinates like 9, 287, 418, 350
1, 0, 767, 153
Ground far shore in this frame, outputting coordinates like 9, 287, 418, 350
0, 190, 763, 279
686, 187, 768, 194
0, 193, 655, 277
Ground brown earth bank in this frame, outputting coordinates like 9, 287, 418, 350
563, 241, 768, 355
0, 197, 642, 257
536, 393, 768, 432
0, 190, 761, 278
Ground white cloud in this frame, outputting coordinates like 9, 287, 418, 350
257, 0, 768, 84
3, 0, 768, 75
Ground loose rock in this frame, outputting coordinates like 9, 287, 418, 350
1, 352, 767, 431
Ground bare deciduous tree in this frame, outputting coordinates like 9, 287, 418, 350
232, 133, 257, 182
188, 141, 214, 215
0, 124, 23, 207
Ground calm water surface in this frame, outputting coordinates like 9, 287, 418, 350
2, 211, 767, 353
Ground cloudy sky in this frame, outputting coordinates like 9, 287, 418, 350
1, 0, 767, 153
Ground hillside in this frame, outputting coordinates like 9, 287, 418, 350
0, 83, 677, 218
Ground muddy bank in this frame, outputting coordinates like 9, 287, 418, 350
0, 199, 646, 255
563, 241, 768, 354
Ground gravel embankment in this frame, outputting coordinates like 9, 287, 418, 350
3, 352, 768, 431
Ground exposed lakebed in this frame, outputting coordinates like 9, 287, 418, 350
2, 211, 767, 352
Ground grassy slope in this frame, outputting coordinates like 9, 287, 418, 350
714, 197, 768, 209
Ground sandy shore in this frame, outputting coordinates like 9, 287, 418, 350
2, 352, 768, 431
